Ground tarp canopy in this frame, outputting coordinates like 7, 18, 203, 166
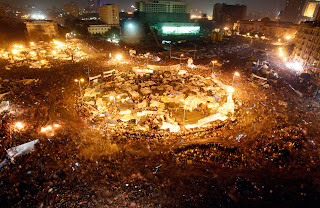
160, 122, 180, 132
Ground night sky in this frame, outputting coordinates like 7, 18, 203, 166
8, 0, 286, 15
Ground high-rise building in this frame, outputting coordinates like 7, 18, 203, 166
64, 3, 79, 17
88, 0, 101, 12
88, 0, 95, 12
282, 0, 306, 23
301, 1, 320, 21
0, 5, 7, 18
291, 20, 320, 73
98, 4, 119, 25
135, 0, 190, 24
136, 0, 189, 13
213, 3, 247, 28
134, 1, 200, 36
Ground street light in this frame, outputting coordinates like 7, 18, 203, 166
146, 52, 150, 65
227, 87, 235, 94
75, 78, 85, 98
192, 43, 197, 59
180, 54, 184, 65
181, 99, 188, 125
110, 96, 116, 108
116, 54, 122, 61
13, 122, 25, 131
232, 72, 240, 86
211, 60, 217, 77
12, 49, 19, 55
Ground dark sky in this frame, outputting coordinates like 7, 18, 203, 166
6, 0, 286, 15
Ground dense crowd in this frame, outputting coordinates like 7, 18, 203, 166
0, 39, 319, 207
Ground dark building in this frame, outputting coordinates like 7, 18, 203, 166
0, 5, 7, 18
135, 0, 190, 25
88, 0, 101, 12
213, 3, 247, 28
64, 2, 79, 17
282, 0, 306, 23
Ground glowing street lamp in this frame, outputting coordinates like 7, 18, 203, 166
110, 96, 116, 108
146, 52, 150, 65
286, 35, 291, 40
227, 87, 235, 94
181, 99, 188, 125
180, 54, 184, 65
116, 54, 122, 61
232, 72, 240, 86
12, 49, 19, 55
13, 122, 25, 131
75, 78, 85, 98
211, 60, 217, 77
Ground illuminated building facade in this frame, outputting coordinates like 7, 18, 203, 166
98, 4, 120, 25
301, 1, 320, 21
25, 20, 59, 41
292, 21, 320, 71
135, 0, 197, 36
154, 22, 200, 35
234, 19, 298, 39
87, 25, 111, 34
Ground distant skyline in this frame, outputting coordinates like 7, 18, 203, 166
2, 0, 286, 15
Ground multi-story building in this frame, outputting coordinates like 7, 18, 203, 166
135, 0, 190, 24
291, 17, 320, 70
87, 25, 111, 34
213, 3, 247, 28
88, 0, 101, 13
282, 0, 306, 23
25, 20, 59, 41
98, 4, 119, 25
234, 19, 298, 39
64, 3, 79, 17
233, 20, 263, 33
301, 1, 320, 21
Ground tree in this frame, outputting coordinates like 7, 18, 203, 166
103, 27, 120, 37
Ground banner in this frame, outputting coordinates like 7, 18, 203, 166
89, 74, 102, 81
6, 139, 39, 162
